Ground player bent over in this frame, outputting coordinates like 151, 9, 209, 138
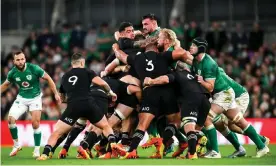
0, 50, 61, 157
36, 53, 117, 160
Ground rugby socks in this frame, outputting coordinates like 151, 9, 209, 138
99, 137, 108, 154
51, 133, 67, 153
34, 128, 42, 150
42, 145, 52, 156
205, 124, 219, 153
175, 128, 187, 143
201, 128, 211, 150
9, 124, 19, 146
187, 131, 197, 155
221, 127, 241, 151
63, 122, 86, 152
148, 119, 160, 137
258, 135, 266, 143
129, 129, 145, 152
80, 131, 98, 149
121, 132, 130, 146
243, 124, 265, 150
106, 134, 116, 152
162, 124, 177, 145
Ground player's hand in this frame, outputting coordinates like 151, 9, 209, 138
109, 90, 117, 102
55, 93, 62, 104
197, 75, 204, 83
100, 71, 108, 77
112, 43, 119, 51
143, 77, 152, 86
122, 65, 130, 72
134, 30, 142, 36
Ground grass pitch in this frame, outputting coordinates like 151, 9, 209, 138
1, 145, 276, 165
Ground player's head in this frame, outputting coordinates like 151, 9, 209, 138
13, 50, 26, 71
158, 28, 177, 50
71, 53, 85, 68
143, 36, 158, 52
119, 22, 135, 39
190, 37, 208, 57
142, 13, 158, 34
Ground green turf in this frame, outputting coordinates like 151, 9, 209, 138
1, 145, 275, 165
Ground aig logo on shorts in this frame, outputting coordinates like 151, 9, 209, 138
65, 117, 73, 123
190, 111, 198, 116
142, 107, 150, 111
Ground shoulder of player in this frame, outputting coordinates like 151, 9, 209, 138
203, 54, 218, 66
7, 67, 16, 76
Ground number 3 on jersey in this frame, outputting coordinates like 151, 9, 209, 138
146, 59, 154, 71
68, 76, 78, 85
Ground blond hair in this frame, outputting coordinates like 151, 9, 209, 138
160, 28, 178, 46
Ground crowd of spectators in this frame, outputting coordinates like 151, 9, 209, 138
1, 20, 275, 120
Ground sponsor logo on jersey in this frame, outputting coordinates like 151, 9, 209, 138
64, 117, 73, 123
22, 81, 30, 87
198, 70, 201, 75
16, 77, 21, 81
26, 75, 32, 80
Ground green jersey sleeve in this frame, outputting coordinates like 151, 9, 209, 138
32, 64, 45, 78
7, 69, 15, 83
203, 62, 217, 80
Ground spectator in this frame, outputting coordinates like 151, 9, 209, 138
248, 22, 264, 51
70, 21, 87, 49
23, 31, 39, 58
37, 27, 57, 51
96, 22, 114, 59
58, 23, 71, 53
170, 18, 184, 47
205, 21, 228, 52
231, 23, 248, 57
185, 21, 202, 49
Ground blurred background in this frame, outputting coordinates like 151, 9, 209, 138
1, 0, 276, 121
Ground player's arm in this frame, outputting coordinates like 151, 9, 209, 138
112, 43, 129, 64
143, 73, 175, 87
127, 85, 142, 102
101, 58, 121, 77
112, 65, 130, 74
42, 73, 61, 103
0, 80, 11, 94
91, 76, 117, 101
197, 64, 217, 93
171, 48, 193, 63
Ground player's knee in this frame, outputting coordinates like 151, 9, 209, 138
8, 116, 16, 124
180, 117, 196, 130
32, 120, 40, 129
208, 109, 217, 121
231, 112, 243, 124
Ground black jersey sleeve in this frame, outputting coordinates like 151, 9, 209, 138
119, 38, 134, 49
166, 72, 176, 83
86, 69, 97, 80
126, 53, 136, 66
161, 51, 173, 63
105, 53, 116, 66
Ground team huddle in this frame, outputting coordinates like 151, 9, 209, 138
1, 13, 270, 160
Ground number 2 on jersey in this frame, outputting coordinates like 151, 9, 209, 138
146, 59, 154, 71
68, 76, 78, 85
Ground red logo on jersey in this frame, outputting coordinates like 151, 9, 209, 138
22, 81, 30, 87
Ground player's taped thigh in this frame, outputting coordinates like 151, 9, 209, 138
180, 116, 197, 128
208, 109, 218, 121
113, 109, 126, 121
231, 112, 243, 124
212, 114, 222, 124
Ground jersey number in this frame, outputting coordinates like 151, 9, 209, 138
187, 74, 194, 80
146, 60, 154, 71
68, 76, 78, 85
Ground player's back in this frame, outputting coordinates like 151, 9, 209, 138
132, 51, 172, 81
60, 68, 96, 103
174, 70, 209, 96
